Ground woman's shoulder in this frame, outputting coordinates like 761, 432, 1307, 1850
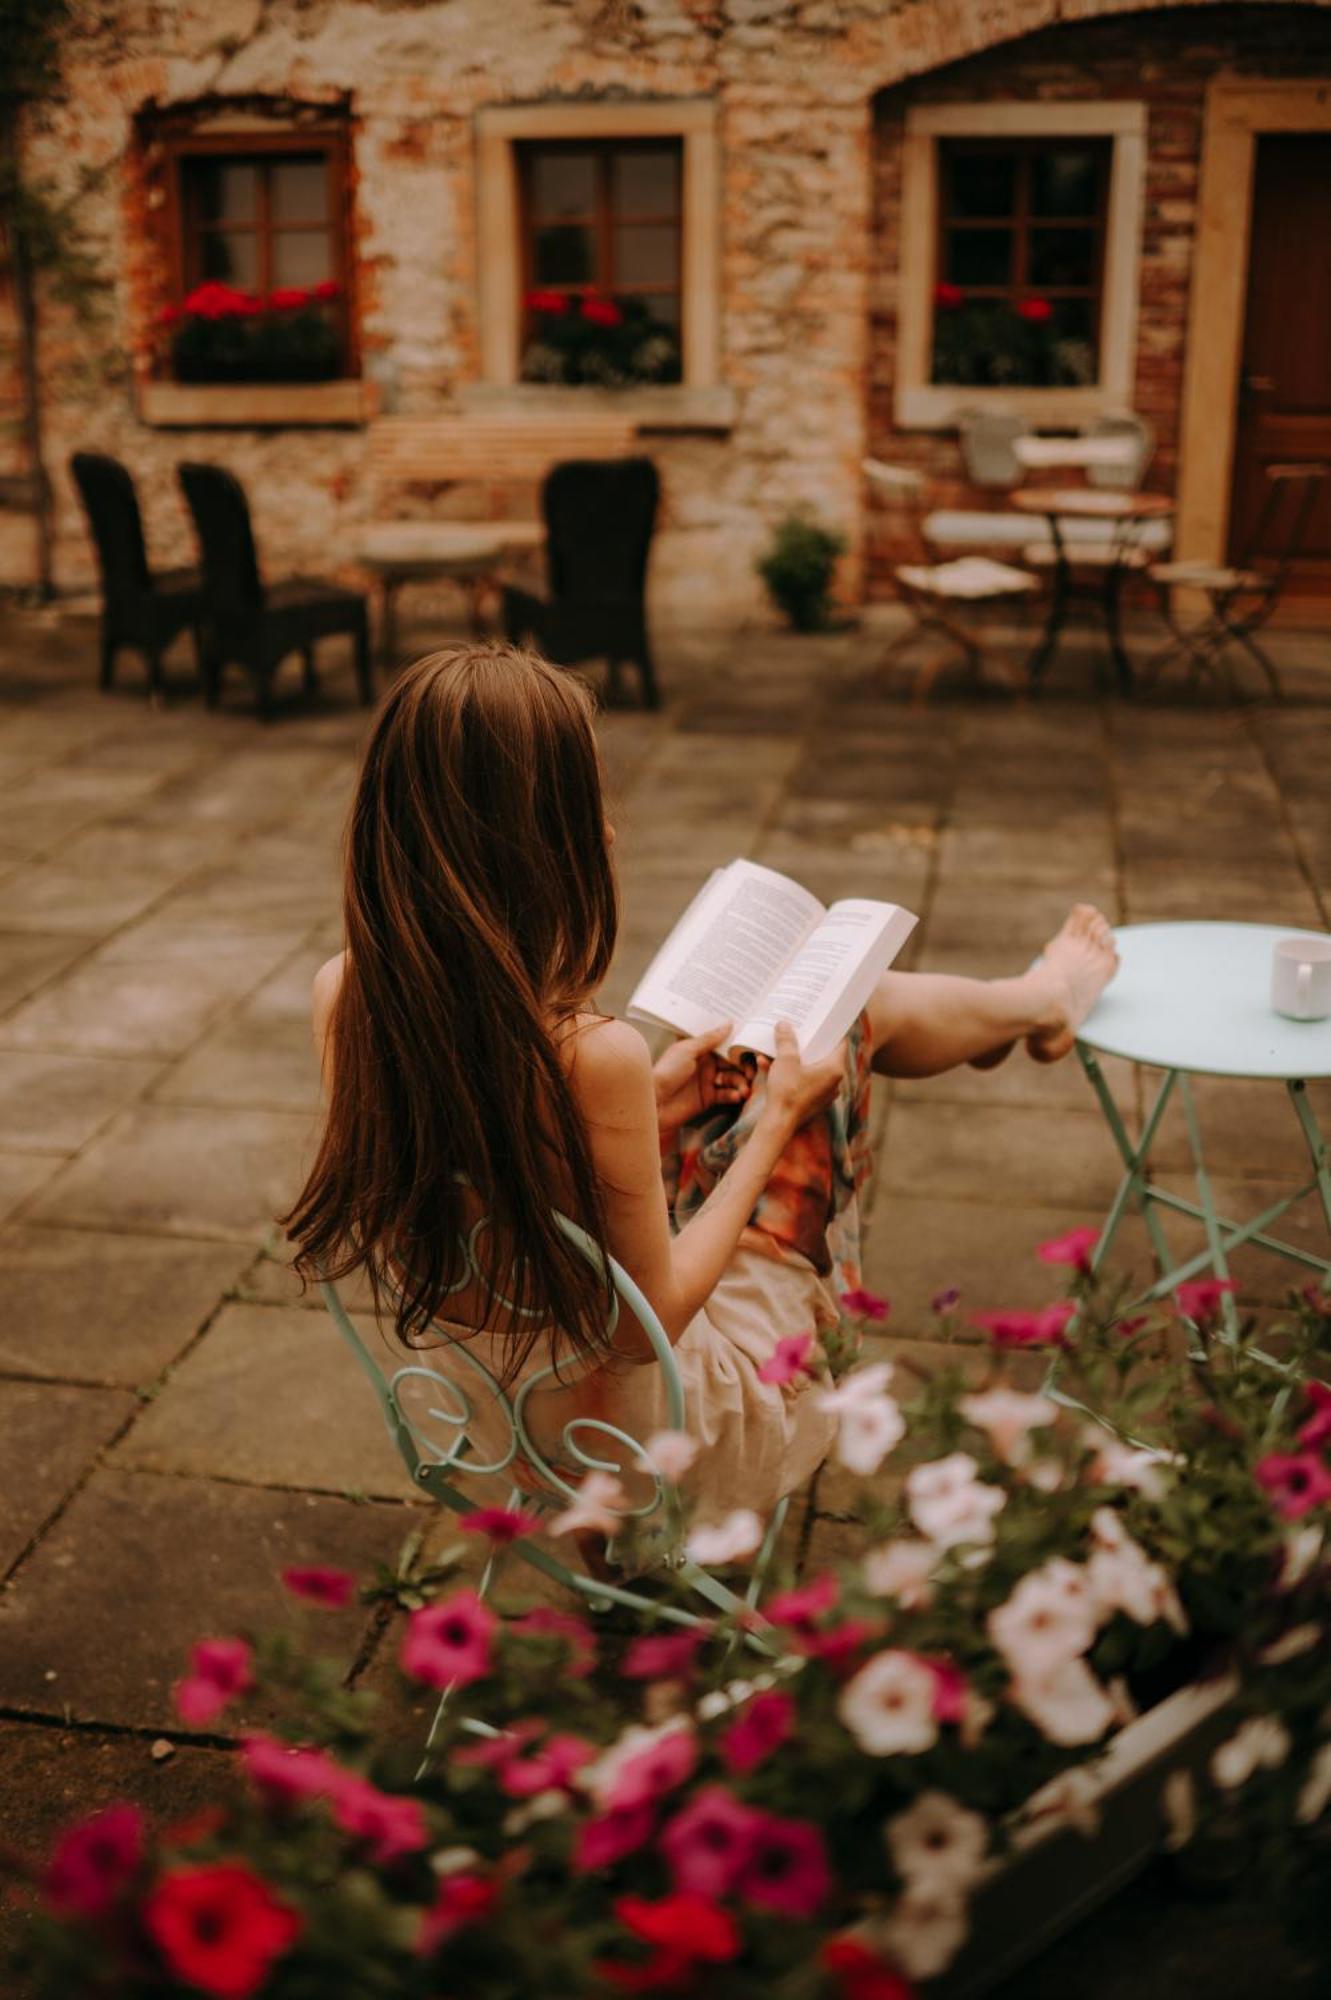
312, 950, 347, 1046
558, 1012, 654, 1126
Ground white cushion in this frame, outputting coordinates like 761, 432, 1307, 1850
897, 557, 1038, 600
926, 508, 1171, 555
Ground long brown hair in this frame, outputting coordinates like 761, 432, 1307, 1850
283, 644, 619, 1378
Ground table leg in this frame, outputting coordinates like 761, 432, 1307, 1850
1288, 1079, 1331, 1243
1176, 1073, 1240, 1339
1102, 556, 1134, 695
1078, 1048, 1176, 1278
380, 576, 399, 673
1025, 531, 1068, 690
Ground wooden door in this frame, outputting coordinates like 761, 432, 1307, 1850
1228, 133, 1331, 595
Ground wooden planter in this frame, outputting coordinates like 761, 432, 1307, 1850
936, 1674, 1240, 1997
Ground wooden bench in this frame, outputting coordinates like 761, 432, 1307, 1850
366, 413, 640, 495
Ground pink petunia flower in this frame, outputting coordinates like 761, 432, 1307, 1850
1036, 1226, 1101, 1274
840, 1288, 891, 1322
1174, 1278, 1237, 1325
174, 1638, 255, 1727
418, 1873, 498, 1956
1255, 1452, 1331, 1521
737, 1811, 832, 1919
720, 1689, 796, 1775
804, 1618, 881, 1674
459, 1507, 538, 1544
400, 1589, 496, 1690
329, 1776, 429, 1863
758, 1331, 816, 1385
623, 1626, 711, 1681
574, 1801, 657, 1871
280, 1565, 357, 1609
550, 1470, 627, 1537
921, 1655, 970, 1725
644, 1430, 699, 1483
45, 1804, 145, 1917
509, 1605, 597, 1677
971, 1302, 1076, 1349
1297, 1381, 1331, 1452
660, 1786, 759, 1899
765, 1572, 839, 1636
143, 1862, 301, 2000
239, 1733, 345, 1807
599, 1721, 698, 1811
499, 1732, 594, 1799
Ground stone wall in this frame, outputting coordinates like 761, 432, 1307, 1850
866, 3, 1331, 592
3, 0, 1329, 624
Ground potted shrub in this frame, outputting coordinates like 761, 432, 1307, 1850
757, 513, 849, 631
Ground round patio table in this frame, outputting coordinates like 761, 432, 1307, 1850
357, 522, 546, 667
1075, 922, 1331, 1336
1011, 488, 1174, 693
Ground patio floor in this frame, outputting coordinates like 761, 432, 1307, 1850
1, 601, 1328, 1991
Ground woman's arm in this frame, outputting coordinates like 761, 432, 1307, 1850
568, 1018, 841, 1353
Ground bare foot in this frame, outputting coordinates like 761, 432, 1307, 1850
969, 1038, 1017, 1072
1026, 905, 1119, 1063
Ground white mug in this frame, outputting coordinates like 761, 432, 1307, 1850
1271, 936, 1331, 1021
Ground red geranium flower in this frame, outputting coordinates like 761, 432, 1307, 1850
45, 1804, 145, 1918
934, 281, 964, 311
144, 1863, 301, 2000
526, 288, 569, 315
1016, 297, 1053, 323
267, 287, 312, 312
182, 282, 259, 320
581, 295, 623, 327
312, 278, 341, 301
597, 1892, 741, 1992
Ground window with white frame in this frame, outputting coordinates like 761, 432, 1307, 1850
475, 101, 720, 397
894, 103, 1146, 429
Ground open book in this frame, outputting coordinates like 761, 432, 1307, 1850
628, 859, 918, 1062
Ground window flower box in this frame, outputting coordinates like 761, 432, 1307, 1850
161, 281, 345, 386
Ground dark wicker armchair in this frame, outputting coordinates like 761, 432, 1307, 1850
69, 452, 203, 698
177, 462, 372, 720
502, 457, 660, 710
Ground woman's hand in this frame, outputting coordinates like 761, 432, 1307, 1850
758, 1020, 846, 1137
653, 1022, 752, 1137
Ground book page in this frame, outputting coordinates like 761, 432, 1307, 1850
734, 899, 918, 1060
627, 860, 824, 1039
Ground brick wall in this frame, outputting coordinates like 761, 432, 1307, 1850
4, 0, 1330, 622
866, 3, 1331, 593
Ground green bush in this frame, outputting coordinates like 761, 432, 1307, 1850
757, 513, 848, 632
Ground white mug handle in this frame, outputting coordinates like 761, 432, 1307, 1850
1297, 962, 1312, 1018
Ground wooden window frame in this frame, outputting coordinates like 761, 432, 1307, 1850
476, 100, 721, 397
895, 101, 1146, 430
516, 136, 684, 339
934, 135, 1111, 352
160, 124, 358, 378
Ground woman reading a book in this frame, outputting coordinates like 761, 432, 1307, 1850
285, 646, 1117, 1523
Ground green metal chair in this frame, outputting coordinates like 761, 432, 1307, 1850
320, 1206, 787, 1759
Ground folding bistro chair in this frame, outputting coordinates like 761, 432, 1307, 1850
863, 459, 1037, 699
69, 452, 203, 699
320, 1200, 788, 1767
1145, 463, 1329, 698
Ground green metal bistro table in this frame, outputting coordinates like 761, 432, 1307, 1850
1077, 922, 1331, 1335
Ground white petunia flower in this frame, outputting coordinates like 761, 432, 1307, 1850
837, 1650, 940, 1756
580, 1717, 694, 1808
1086, 1515, 1187, 1634
1082, 1424, 1175, 1499
1161, 1769, 1197, 1851
906, 1452, 1006, 1550
988, 1559, 1098, 1680
885, 1790, 990, 1893
1279, 1524, 1324, 1591
862, 1538, 937, 1609
1258, 1623, 1321, 1666
1295, 1742, 1331, 1825
1011, 1657, 1116, 1746
644, 1429, 699, 1482
430, 1845, 482, 1876
835, 1394, 907, 1476
817, 1361, 895, 1414
959, 1387, 1057, 1466
1211, 1715, 1291, 1790
872, 1883, 970, 1980
684, 1507, 764, 1566
501, 1789, 568, 1836
549, 1469, 627, 1537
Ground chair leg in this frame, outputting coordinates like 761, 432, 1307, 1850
352, 611, 374, 707
98, 626, 116, 692
145, 644, 165, 706
300, 643, 318, 698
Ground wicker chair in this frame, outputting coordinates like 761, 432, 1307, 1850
177, 462, 372, 720
502, 458, 660, 710
69, 452, 203, 699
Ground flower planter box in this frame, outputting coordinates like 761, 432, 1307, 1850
936, 1674, 1239, 1997
139, 380, 374, 428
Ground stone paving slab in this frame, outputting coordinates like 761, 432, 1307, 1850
879, 1098, 1124, 1208
156, 949, 325, 1113
113, 1302, 420, 1500
0, 952, 285, 1060
0, 861, 176, 938
0, 1379, 137, 1575
0, 930, 100, 1016
27, 1102, 318, 1242
0, 1152, 60, 1226
0, 1468, 414, 1731
0, 1226, 245, 1387
0, 1050, 162, 1154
